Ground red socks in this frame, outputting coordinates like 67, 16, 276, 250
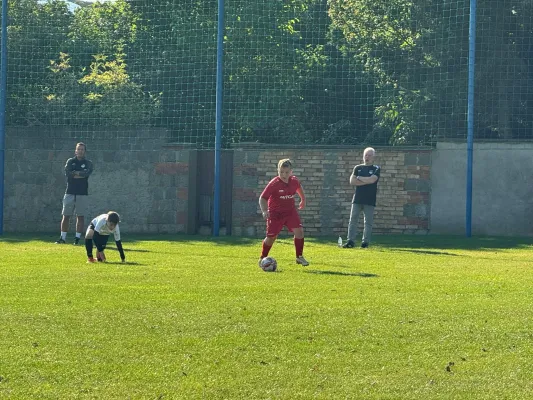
261, 240, 272, 258
294, 237, 304, 257
262, 238, 304, 258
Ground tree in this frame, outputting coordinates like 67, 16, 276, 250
329, 0, 533, 143
127, 0, 376, 146
328, 0, 466, 144
474, 0, 533, 139
77, 50, 161, 125
7, 0, 159, 126
7, 0, 73, 124
69, 0, 139, 66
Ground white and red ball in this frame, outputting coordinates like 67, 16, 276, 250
260, 257, 277, 272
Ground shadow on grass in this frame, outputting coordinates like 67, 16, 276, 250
304, 269, 378, 278
0, 235, 56, 243
378, 235, 533, 251
2, 233, 531, 251
106, 247, 150, 253
386, 249, 461, 256
103, 261, 145, 266
123, 234, 258, 246
312, 235, 533, 251
0, 233, 258, 246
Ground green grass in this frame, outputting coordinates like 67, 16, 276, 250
1, 234, 533, 399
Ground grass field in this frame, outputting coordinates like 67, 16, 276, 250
1, 234, 533, 399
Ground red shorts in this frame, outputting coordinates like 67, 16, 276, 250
266, 209, 302, 237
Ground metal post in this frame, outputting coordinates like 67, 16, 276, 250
466, 0, 476, 237
0, 0, 8, 235
213, 0, 224, 236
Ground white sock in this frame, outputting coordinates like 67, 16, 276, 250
75, 232, 82, 238
60, 232, 67, 240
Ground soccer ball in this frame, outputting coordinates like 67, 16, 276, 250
260, 257, 277, 272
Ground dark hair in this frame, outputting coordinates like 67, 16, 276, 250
76, 142, 86, 150
107, 211, 120, 224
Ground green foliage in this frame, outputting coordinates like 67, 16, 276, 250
6, 0, 533, 143
329, 0, 533, 143
221, 0, 375, 145
329, 0, 454, 144
128, 0, 219, 144
473, 0, 533, 139
77, 51, 161, 125
42, 52, 80, 124
69, 0, 139, 53
7, 0, 74, 124
7, 0, 158, 127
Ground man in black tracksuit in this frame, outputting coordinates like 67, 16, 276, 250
55, 142, 94, 245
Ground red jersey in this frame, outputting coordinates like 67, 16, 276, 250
260, 175, 301, 215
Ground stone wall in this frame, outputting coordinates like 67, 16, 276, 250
231, 144, 431, 238
4, 127, 192, 233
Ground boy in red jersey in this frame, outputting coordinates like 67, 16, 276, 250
258, 158, 309, 267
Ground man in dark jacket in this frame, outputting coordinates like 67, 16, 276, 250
55, 142, 94, 245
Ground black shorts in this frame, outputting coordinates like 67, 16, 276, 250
90, 226, 110, 249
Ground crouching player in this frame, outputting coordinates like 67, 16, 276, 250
85, 211, 126, 263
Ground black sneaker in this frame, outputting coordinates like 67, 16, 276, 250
73, 237, 80, 245
342, 240, 355, 248
361, 242, 369, 248
54, 238, 66, 244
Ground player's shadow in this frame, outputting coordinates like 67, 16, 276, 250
304, 270, 378, 278
374, 235, 533, 251
1, 236, 52, 243
104, 261, 145, 266
106, 247, 150, 253
124, 235, 257, 246
388, 249, 461, 256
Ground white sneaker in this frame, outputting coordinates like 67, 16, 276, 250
296, 256, 309, 266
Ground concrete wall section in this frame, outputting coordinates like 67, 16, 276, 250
430, 142, 467, 234
431, 142, 533, 236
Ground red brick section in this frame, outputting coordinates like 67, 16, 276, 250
155, 162, 188, 175
176, 211, 187, 225
375, 151, 430, 234
407, 193, 429, 204
234, 165, 260, 176
234, 188, 258, 201
177, 188, 188, 200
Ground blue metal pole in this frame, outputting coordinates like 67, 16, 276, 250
466, 0, 476, 237
0, 0, 8, 235
213, 0, 224, 236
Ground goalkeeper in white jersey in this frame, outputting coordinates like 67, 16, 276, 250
85, 211, 126, 263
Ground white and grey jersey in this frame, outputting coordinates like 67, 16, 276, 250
91, 214, 121, 241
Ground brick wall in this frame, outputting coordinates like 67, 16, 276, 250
232, 144, 431, 238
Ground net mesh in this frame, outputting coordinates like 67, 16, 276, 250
4, 0, 533, 147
